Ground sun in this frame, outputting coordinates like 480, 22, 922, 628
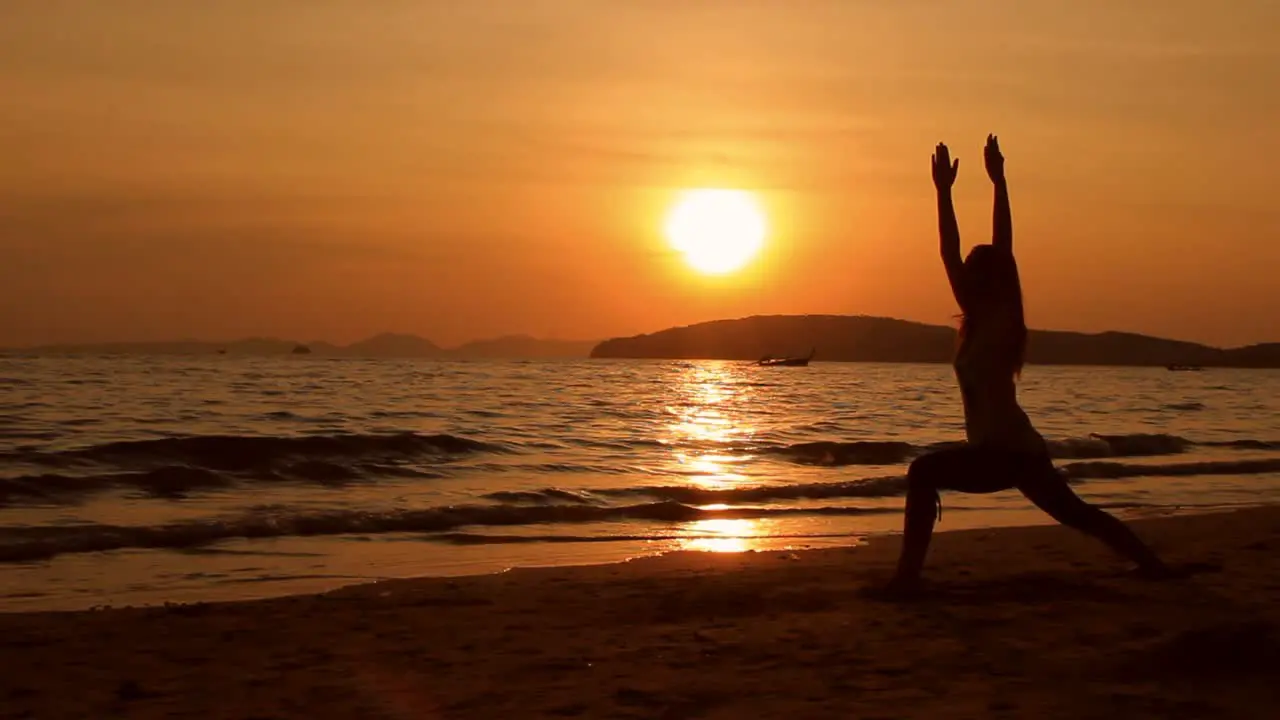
664, 189, 767, 275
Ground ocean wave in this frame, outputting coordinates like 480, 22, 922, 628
1048, 434, 1191, 459
491, 456, 1280, 508
1060, 457, 1280, 481
754, 433, 1278, 466
2, 454, 1277, 560
6, 431, 1274, 476
0, 431, 502, 471
1, 466, 234, 503
483, 488, 599, 505
0, 502, 896, 563
1200, 439, 1280, 451
3, 438, 1277, 509
485, 476, 911, 506
0, 460, 448, 505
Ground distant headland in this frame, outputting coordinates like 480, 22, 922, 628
590, 315, 1280, 369
6, 334, 596, 360
5, 315, 1277, 367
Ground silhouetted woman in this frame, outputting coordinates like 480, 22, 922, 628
881, 136, 1170, 595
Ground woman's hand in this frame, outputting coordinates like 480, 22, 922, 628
986, 134, 1012, 249
931, 143, 959, 191
984, 134, 1005, 184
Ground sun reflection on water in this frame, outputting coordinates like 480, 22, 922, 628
665, 362, 756, 488
681, 516, 762, 553
661, 363, 776, 552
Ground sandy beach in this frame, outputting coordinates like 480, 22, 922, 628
2, 506, 1277, 720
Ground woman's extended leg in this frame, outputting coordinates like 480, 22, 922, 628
1018, 465, 1169, 574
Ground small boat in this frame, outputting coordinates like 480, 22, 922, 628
1166, 364, 1203, 372
757, 348, 815, 367
291, 344, 312, 355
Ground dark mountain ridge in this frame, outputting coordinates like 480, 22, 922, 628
9, 334, 597, 360
8, 315, 1275, 367
590, 315, 1279, 368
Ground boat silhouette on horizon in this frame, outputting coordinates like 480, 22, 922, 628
756, 348, 815, 367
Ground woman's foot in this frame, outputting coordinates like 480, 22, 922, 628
859, 575, 923, 601
1129, 560, 1219, 581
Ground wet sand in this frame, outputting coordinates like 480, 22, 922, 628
2, 506, 1277, 719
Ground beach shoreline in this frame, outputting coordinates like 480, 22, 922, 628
1, 501, 1257, 615
2, 504, 1276, 718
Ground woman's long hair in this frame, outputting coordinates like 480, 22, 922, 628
957, 244, 1028, 378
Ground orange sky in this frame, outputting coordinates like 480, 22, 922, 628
3, 1, 1278, 348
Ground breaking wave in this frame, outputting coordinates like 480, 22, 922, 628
1060, 458, 1280, 481
7, 448, 1277, 563
490, 456, 1280, 508
756, 433, 1280, 467
0, 462, 447, 504
0, 432, 495, 504
1, 453, 1277, 561
1, 431, 1277, 507
2, 432, 501, 470
485, 475, 913, 506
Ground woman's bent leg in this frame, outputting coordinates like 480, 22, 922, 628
889, 462, 944, 587
888, 447, 1014, 589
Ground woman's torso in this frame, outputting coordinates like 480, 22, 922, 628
953, 314, 1044, 452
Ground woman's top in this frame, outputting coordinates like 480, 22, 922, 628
953, 311, 1045, 452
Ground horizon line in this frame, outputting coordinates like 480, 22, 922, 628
3, 313, 1275, 352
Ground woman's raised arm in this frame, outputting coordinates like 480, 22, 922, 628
932, 143, 966, 309
985, 134, 1012, 252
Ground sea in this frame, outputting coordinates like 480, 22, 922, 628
1, 355, 1278, 612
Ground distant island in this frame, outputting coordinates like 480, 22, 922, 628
7, 334, 597, 360
590, 315, 1280, 369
